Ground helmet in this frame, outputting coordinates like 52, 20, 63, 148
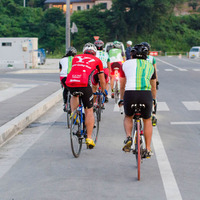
140, 42, 151, 52
127, 41, 132, 46
94, 40, 104, 50
113, 41, 121, 49
131, 44, 148, 59
83, 42, 97, 55
66, 46, 77, 57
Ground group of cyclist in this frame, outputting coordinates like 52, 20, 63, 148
59, 39, 159, 157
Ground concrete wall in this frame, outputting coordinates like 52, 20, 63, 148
0, 38, 38, 69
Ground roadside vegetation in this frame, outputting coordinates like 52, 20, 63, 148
1, 0, 200, 57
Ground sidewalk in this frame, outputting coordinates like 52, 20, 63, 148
0, 59, 63, 147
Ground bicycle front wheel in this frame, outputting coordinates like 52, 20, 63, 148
92, 108, 100, 144
70, 110, 82, 158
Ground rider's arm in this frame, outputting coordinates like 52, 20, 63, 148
150, 69, 157, 99
107, 61, 111, 77
119, 66, 126, 101
59, 62, 62, 72
98, 72, 106, 92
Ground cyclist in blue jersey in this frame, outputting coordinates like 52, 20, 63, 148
118, 44, 156, 158
59, 47, 77, 112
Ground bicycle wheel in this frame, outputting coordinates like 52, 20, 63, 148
98, 94, 102, 121
136, 122, 141, 181
114, 80, 119, 104
92, 108, 100, 144
66, 92, 71, 128
70, 110, 82, 158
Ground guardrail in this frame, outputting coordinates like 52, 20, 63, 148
164, 52, 189, 56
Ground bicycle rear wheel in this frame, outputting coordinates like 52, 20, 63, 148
98, 94, 102, 121
66, 92, 71, 128
92, 108, 100, 144
135, 122, 141, 180
114, 80, 119, 104
70, 110, 82, 158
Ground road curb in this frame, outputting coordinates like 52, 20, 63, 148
0, 89, 62, 147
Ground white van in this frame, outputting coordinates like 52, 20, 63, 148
189, 46, 200, 58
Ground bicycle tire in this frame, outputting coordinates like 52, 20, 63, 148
114, 80, 119, 104
66, 92, 71, 129
70, 110, 82, 158
92, 108, 100, 144
136, 121, 141, 181
98, 94, 102, 121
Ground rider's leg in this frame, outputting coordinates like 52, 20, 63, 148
70, 96, 79, 112
124, 115, 133, 138
110, 75, 114, 91
85, 107, 95, 139
143, 118, 152, 151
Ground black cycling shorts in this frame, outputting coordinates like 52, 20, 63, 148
124, 90, 152, 119
68, 86, 93, 109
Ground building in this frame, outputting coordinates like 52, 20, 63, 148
44, 0, 112, 13
0, 38, 38, 69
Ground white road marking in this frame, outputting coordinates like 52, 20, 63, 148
156, 58, 187, 71
0, 84, 38, 102
157, 102, 170, 111
114, 103, 120, 112
171, 121, 200, 125
165, 69, 174, 71
193, 69, 200, 71
182, 101, 200, 110
153, 127, 183, 200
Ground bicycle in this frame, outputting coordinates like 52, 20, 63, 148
93, 86, 105, 122
131, 104, 146, 181
70, 93, 99, 158
65, 91, 71, 129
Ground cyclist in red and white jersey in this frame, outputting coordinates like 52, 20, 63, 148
59, 47, 77, 112
66, 43, 107, 148
92, 40, 110, 103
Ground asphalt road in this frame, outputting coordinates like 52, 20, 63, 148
0, 56, 200, 200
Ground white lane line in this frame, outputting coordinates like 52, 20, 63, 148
152, 127, 183, 200
114, 103, 120, 112
193, 69, 200, 71
0, 84, 38, 102
157, 102, 170, 111
181, 58, 200, 65
156, 58, 187, 71
182, 101, 200, 110
171, 121, 200, 125
165, 69, 174, 71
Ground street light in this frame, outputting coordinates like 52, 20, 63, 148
66, 0, 70, 52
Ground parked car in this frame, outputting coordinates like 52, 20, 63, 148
38, 48, 46, 65
104, 42, 125, 53
189, 46, 200, 59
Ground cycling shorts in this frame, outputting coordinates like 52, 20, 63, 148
60, 77, 67, 88
91, 68, 109, 86
110, 62, 122, 75
68, 86, 93, 109
123, 90, 152, 119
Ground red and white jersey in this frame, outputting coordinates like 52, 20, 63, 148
66, 54, 104, 87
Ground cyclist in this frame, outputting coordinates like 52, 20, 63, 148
92, 40, 110, 103
66, 43, 107, 149
59, 47, 77, 112
118, 44, 156, 158
108, 41, 126, 98
125, 40, 132, 60
140, 42, 158, 124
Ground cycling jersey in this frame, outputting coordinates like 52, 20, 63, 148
121, 59, 155, 90
147, 55, 156, 65
59, 56, 73, 77
66, 54, 104, 88
96, 50, 110, 69
109, 48, 125, 63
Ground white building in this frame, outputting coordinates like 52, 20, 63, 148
0, 37, 38, 69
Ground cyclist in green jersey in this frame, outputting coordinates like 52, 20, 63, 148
109, 41, 126, 98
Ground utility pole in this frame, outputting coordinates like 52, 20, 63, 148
24, 0, 26, 7
66, 0, 70, 52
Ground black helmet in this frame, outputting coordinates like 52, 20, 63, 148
140, 42, 151, 52
131, 44, 148, 59
66, 47, 77, 57
94, 40, 104, 50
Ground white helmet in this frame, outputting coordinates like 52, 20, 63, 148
83, 42, 97, 55
127, 41, 132, 46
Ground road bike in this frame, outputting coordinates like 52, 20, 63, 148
131, 104, 146, 181
93, 86, 105, 122
65, 91, 71, 129
70, 94, 99, 158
